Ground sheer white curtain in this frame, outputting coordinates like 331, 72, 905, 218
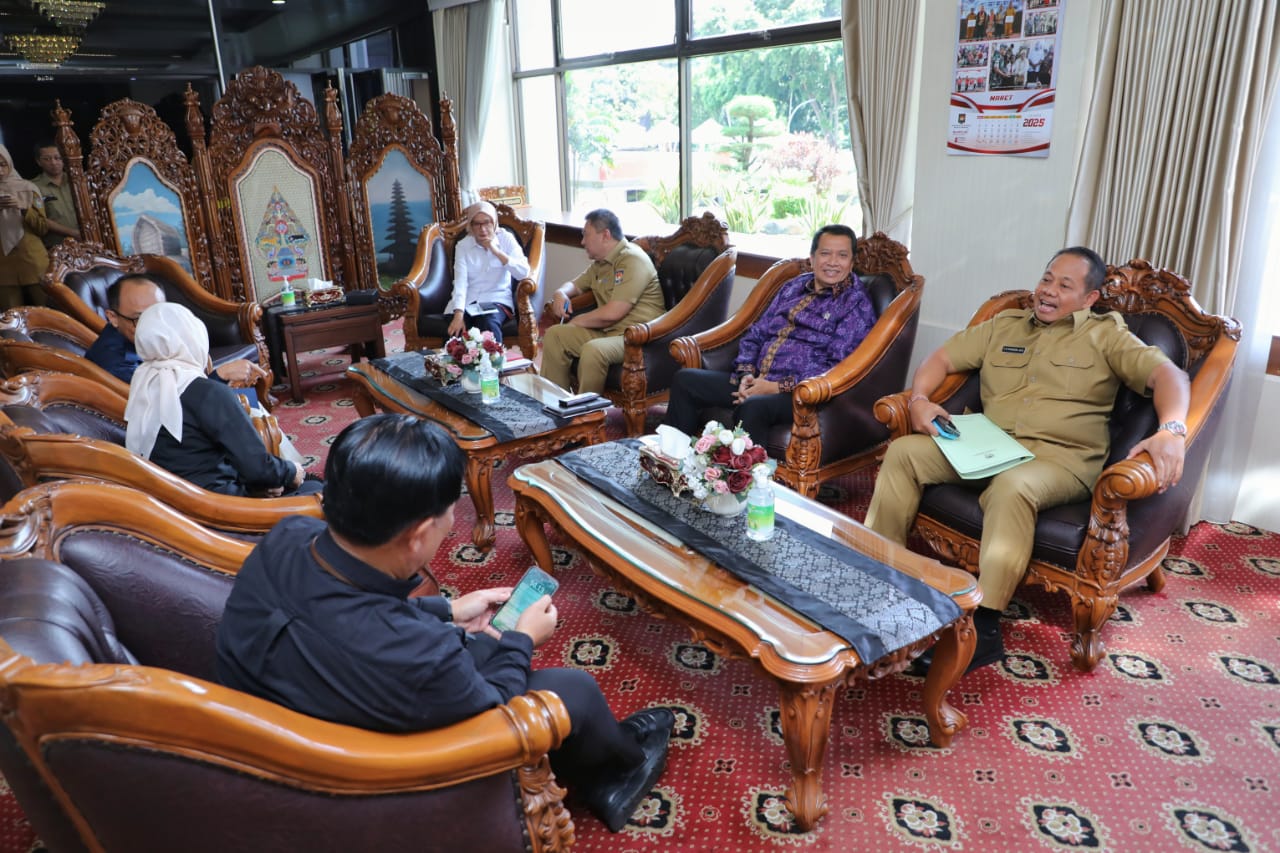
842, 0, 920, 241
1066, 0, 1280, 524
433, 0, 506, 197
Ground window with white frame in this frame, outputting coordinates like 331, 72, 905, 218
511, 0, 858, 245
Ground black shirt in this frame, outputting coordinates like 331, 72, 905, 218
215, 516, 535, 732
148, 377, 293, 496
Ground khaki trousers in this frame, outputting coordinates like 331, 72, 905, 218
539, 325, 625, 394
865, 434, 1089, 609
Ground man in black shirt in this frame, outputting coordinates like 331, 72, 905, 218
216, 414, 673, 832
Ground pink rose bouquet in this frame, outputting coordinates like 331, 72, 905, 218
680, 420, 769, 502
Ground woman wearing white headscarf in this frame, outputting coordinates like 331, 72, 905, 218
444, 199, 530, 341
0, 145, 50, 310
125, 302, 320, 497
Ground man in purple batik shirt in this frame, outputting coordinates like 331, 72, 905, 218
663, 224, 876, 444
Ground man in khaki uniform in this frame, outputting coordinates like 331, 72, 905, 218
29, 144, 79, 250
865, 247, 1190, 670
541, 209, 664, 394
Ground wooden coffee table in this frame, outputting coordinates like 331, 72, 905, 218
509, 453, 981, 831
347, 359, 607, 551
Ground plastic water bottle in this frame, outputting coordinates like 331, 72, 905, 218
280, 281, 296, 308
746, 466, 775, 541
480, 352, 500, 404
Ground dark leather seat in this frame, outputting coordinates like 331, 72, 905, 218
0, 484, 574, 853
393, 203, 544, 359
671, 232, 924, 498
873, 260, 1240, 670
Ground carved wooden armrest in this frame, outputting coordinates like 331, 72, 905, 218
0, 660, 572, 792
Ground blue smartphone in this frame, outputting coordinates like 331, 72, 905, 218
933, 416, 961, 439
490, 566, 559, 632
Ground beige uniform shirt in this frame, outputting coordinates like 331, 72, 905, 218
944, 308, 1170, 486
571, 237, 664, 334
30, 173, 77, 249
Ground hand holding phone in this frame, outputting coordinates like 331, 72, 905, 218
490, 566, 559, 634
933, 416, 960, 439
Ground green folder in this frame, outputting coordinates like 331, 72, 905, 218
931, 413, 1034, 479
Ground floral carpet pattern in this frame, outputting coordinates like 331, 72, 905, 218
2, 330, 1277, 852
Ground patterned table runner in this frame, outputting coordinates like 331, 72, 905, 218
558, 440, 963, 662
373, 352, 573, 442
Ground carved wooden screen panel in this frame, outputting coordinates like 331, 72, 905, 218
346, 93, 462, 296
77, 100, 215, 289
196, 66, 357, 303
227, 142, 331, 305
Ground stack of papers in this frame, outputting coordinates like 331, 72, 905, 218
931, 413, 1034, 479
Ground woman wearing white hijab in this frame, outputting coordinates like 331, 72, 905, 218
444, 199, 530, 341
125, 302, 320, 497
0, 145, 50, 310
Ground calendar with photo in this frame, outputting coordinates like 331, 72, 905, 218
947, 0, 1064, 157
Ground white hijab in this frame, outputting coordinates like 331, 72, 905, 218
0, 145, 41, 257
124, 302, 210, 458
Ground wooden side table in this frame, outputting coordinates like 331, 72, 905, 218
271, 302, 386, 403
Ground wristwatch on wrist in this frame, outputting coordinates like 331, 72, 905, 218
1158, 420, 1188, 437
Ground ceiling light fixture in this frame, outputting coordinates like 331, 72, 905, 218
5, 33, 81, 64
30, 0, 105, 31
271, 0, 286, 5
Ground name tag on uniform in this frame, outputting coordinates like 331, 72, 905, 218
1001, 345, 1026, 354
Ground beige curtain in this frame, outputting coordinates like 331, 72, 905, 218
1066, 0, 1280, 315
433, 0, 506, 196
843, 0, 920, 241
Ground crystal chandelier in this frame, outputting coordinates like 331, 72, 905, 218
6, 34, 81, 65
31, 0, 105, 31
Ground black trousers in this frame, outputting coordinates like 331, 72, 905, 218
662, 368, 792, 444
466, 634, 642, 785
462, 304, 513, 343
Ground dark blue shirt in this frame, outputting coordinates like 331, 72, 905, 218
84, 323, 142, 382
216, 516, 535, 732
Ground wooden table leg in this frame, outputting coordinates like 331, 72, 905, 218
922, 614, 975, 748
776, 678, 839, 831
284, 334, 304, 404
514, 495, 555, 572
351, 383, 378, 418
466, 453, 497, 552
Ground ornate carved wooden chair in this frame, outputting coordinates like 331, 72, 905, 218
872, 260, 1240, 670
0, 483, 574, 853
0, 338, 131, 399
0, 372, 315, 533
393, 203, 544, 358
670, 232, 922, 497
347, 92, 463, 316
40, 240, 272, 404
595, 213, 737, 436
0, 306, 98, 356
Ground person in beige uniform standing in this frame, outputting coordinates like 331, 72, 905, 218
540, 209, 664, 394
0, 145, 49, 310
29, 143, 80, 250
865, 247, 1190, 671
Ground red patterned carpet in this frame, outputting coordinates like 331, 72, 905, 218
3, 330, 1279, 852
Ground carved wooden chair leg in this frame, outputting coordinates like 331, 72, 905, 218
1069, 591, 1116, 672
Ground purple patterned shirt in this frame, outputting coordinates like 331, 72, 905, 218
734, 272, 877, 391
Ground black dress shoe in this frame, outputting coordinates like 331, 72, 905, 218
908, 609, 1005, 676
620, 707, 675, 741
587, 716, 673, 832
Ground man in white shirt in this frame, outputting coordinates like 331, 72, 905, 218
446, 200, 531, 342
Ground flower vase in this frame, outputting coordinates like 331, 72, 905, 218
702, 491, 747, 516
459, 367, 481, 393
